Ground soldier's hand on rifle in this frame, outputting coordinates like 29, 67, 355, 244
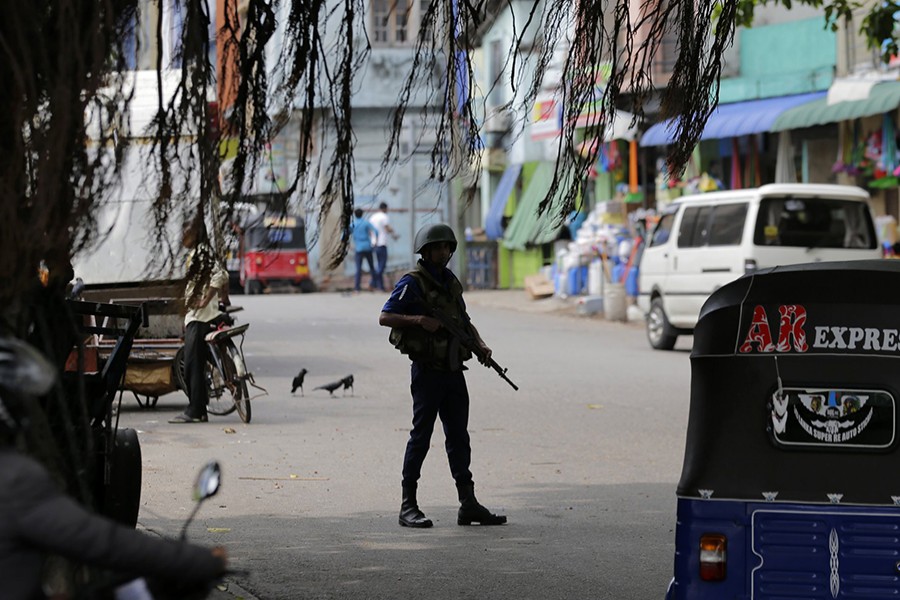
476, 341, 492, 365
417, 315, 442, 333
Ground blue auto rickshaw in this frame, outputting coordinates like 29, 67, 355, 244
667, 259, 900, 599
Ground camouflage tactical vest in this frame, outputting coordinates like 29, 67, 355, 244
389, 261, 473, 370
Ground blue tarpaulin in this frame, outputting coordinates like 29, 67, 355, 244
485, 164, 522, 240
640, 92, 826, 146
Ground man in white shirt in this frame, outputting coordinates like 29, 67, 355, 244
368, 202, 399, 291
171, 219, 230, 424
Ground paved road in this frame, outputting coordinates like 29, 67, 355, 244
120, 291, 693, 599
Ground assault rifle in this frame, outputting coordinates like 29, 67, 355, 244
428, 306, 519, 391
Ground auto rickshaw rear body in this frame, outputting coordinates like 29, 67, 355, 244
240, 215, 313, 294
668, 259, 900, 599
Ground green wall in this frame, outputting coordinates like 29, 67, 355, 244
497, 161, 550, 289
719, 17, 835, 103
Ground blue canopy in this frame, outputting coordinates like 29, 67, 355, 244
640, 92, 826, 147
485, 164, 522, 240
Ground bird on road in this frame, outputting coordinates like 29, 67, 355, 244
291, 368, 308, 395
315, 374, 354, 396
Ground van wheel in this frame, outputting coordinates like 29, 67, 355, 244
647, 299, 678, 350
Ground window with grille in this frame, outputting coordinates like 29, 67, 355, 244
371, 0, 423, 46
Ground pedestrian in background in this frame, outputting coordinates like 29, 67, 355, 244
171, 217, 230, 424
369, 202, 399, 291
379, 223, 507, 528
351, 208, 377, 292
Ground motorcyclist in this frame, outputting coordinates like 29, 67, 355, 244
0, 336, 228, 599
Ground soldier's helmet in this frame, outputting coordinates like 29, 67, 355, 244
414, 223, 458, 254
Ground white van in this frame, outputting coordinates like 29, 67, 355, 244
637, 183, 881, 350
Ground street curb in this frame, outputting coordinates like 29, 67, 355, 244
210, 579, 258, 600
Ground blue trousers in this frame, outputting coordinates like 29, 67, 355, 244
372, 245, 388, 291
354, 250, 374, 291
402, 362, 474, 488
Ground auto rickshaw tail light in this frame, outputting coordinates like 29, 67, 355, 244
699, 534, 726, 581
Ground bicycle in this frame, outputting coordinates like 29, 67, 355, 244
176, 306, 254, 423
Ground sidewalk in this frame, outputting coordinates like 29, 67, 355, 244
464, 288, 644, 325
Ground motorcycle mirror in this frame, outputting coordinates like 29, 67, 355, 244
193, 460, 221, 502
181, 460, 221, 540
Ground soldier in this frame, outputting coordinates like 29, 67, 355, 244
379, 223, 506, 528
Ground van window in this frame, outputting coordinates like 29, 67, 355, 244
649, 213, 676, 247
754, 197, 877, 249
708, 203, 748, 246
678, 206, 712, 247
678, 203, 747, 248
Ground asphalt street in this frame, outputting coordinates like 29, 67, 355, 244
119, 290, 693, 599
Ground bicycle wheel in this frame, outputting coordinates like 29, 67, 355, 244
205, 346, 237, 416
205, 341, 251, 422
223, 340, 252, 423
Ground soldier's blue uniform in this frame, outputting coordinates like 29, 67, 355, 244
380, 223, 506, 528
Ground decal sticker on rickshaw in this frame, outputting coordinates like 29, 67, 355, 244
741, 304, 900, 354
829, 528, 840, 598
740, 305, 808, 353
770, 388, 896, 449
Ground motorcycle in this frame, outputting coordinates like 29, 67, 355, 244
78, 460, 228, 600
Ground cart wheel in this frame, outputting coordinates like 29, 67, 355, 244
99, 428, 142, 528
173, 347, 187, 391
132, 392, 160, 409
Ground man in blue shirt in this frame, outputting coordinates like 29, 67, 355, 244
351, 208, 378, 292
379, 223, 507, 528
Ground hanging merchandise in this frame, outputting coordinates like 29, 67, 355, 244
730, 137, 743, 190
597, 142, 610, 173
748, 135, 761, 188
871, 113, 899, 188
776, 131, 797, 183
629, 140, 638, 193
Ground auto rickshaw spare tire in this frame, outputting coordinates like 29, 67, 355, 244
99, 427, 142, 528
647, 298, 678, 351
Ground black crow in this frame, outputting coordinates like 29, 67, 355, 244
291, 368, 308, 395
315, 374, 354, 396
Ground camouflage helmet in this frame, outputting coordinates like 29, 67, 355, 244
414, 223, 458, 254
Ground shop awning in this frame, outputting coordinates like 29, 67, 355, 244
640, 92, 826, 146
502, 162, 571, 251
485, 163, 522, 240
772, 81, 900, 131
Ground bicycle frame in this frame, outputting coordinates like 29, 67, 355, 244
206, 329, 250, 392
203, 319, 254, 423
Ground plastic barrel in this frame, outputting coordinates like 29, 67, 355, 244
603, 282, 627, 322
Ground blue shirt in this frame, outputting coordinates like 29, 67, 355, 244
351, 217, 377, 252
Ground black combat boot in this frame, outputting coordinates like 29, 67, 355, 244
399, 485, 433, 528
456, 482, 507, 526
